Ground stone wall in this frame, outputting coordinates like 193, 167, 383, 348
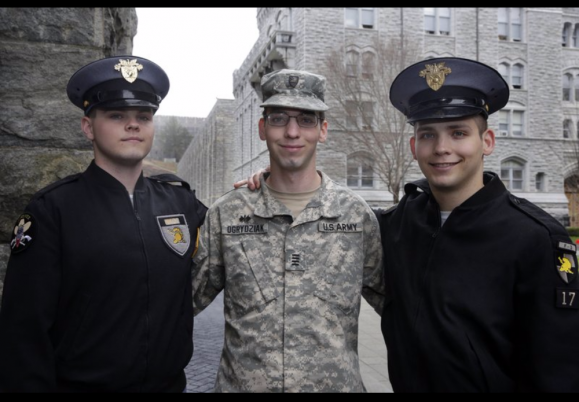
0, 7, 137, 300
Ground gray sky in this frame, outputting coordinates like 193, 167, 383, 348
133, 8, 259, 118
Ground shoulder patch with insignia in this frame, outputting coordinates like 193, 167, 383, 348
157, 214, 191, 256
10, 213, 36, 254
555, 241, 577, 284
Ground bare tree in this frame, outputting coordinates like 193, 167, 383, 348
322, 36, 421, 203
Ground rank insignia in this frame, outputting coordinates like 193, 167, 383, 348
556, 242, 577, 284
239, 215, 251, 223
157, 214, 190, 256
10, 213, 35, 254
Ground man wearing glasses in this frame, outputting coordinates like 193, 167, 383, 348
191, 69, 385, 392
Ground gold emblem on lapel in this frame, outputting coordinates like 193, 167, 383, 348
419, 62, 452, 91
114, 59, 143, 83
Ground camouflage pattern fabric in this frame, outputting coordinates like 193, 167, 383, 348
259, 69, 329, 112
192, 172, 385, 392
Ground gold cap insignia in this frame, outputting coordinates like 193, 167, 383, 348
114, 59, 144, 83
419, 62, 452, 91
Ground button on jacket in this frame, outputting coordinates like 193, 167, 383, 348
0, 160, 207, 392
193, 172, 384, 392
377, 172, 579, 392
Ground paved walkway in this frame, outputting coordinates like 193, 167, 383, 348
185, 292, 392, 393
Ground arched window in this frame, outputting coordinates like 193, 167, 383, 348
347, 153, 374, 188
564, 119, 572, 139
574, 24, 579, 47
512, 64, 523, 89
499, 62, 524, 89
346, 50, 359, 77
501, 159, 525, 191
361, 52, 375, 80
563, 73, 572, 101
563, 22, 573, 47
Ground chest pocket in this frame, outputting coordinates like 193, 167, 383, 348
314, 230, 364, 315
224, 240, 279, 318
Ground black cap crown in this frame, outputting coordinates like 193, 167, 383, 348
67, 56, 170, 115
390, 57, 509, 124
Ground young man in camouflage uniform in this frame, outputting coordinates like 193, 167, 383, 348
192, 69, 385, 392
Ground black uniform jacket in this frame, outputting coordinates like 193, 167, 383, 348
0, 161, 207, 392
377, 172, 579, 392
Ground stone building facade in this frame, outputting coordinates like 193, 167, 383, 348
177, 100, 236, 207
0, 8, 138, 299
212, 7, 577, 220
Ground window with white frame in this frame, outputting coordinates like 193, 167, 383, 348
345, 8, 375, 29
424, 8, 451, 35
498, 8, 522, 42
499, 62, 524, 89
535, 173, 546, 192
347, 153, 374, 188
499, 107, 525, 136
501, 159, 525, 191
564, 119, 572, 139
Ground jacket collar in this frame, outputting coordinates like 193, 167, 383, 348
253, 171, 342, 221
83, 159, 145, 193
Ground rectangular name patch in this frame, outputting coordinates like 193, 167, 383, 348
559, 241, 577, 253
225, 223, 268, 235
318, 222, 362, 233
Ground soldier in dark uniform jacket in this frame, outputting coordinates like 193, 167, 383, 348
378, 57, 579, 392
0, 56, 207, 392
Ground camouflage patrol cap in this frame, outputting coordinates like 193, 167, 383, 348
390, 57, 509, 124
67, 55, 170, 116
260, 69, 329, 112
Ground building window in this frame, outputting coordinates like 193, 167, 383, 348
345, 8, 375, 29
345, 100, 375, 129
346, 50, 375, 80
347, 153, 374, 188
512, 64, 523, 89
564, 119, 572, 139
499, 62, 524, 89
501, 159, 525, 191
361, 52, 375, 80
345, 101, 357, 128
563, 23, 572, 47
498, 8, 522, 42
536, 173, 546, 192
575, 24, 579, 47
362, 101, 374, 129
346, 50, 359, 77
499, 108, 525, 136
424, 8, 451, 35
563, 73, 573, 101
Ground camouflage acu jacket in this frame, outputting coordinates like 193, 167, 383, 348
192, 171, 385, 392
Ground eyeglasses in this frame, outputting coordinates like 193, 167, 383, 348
265, 112, 321, 128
